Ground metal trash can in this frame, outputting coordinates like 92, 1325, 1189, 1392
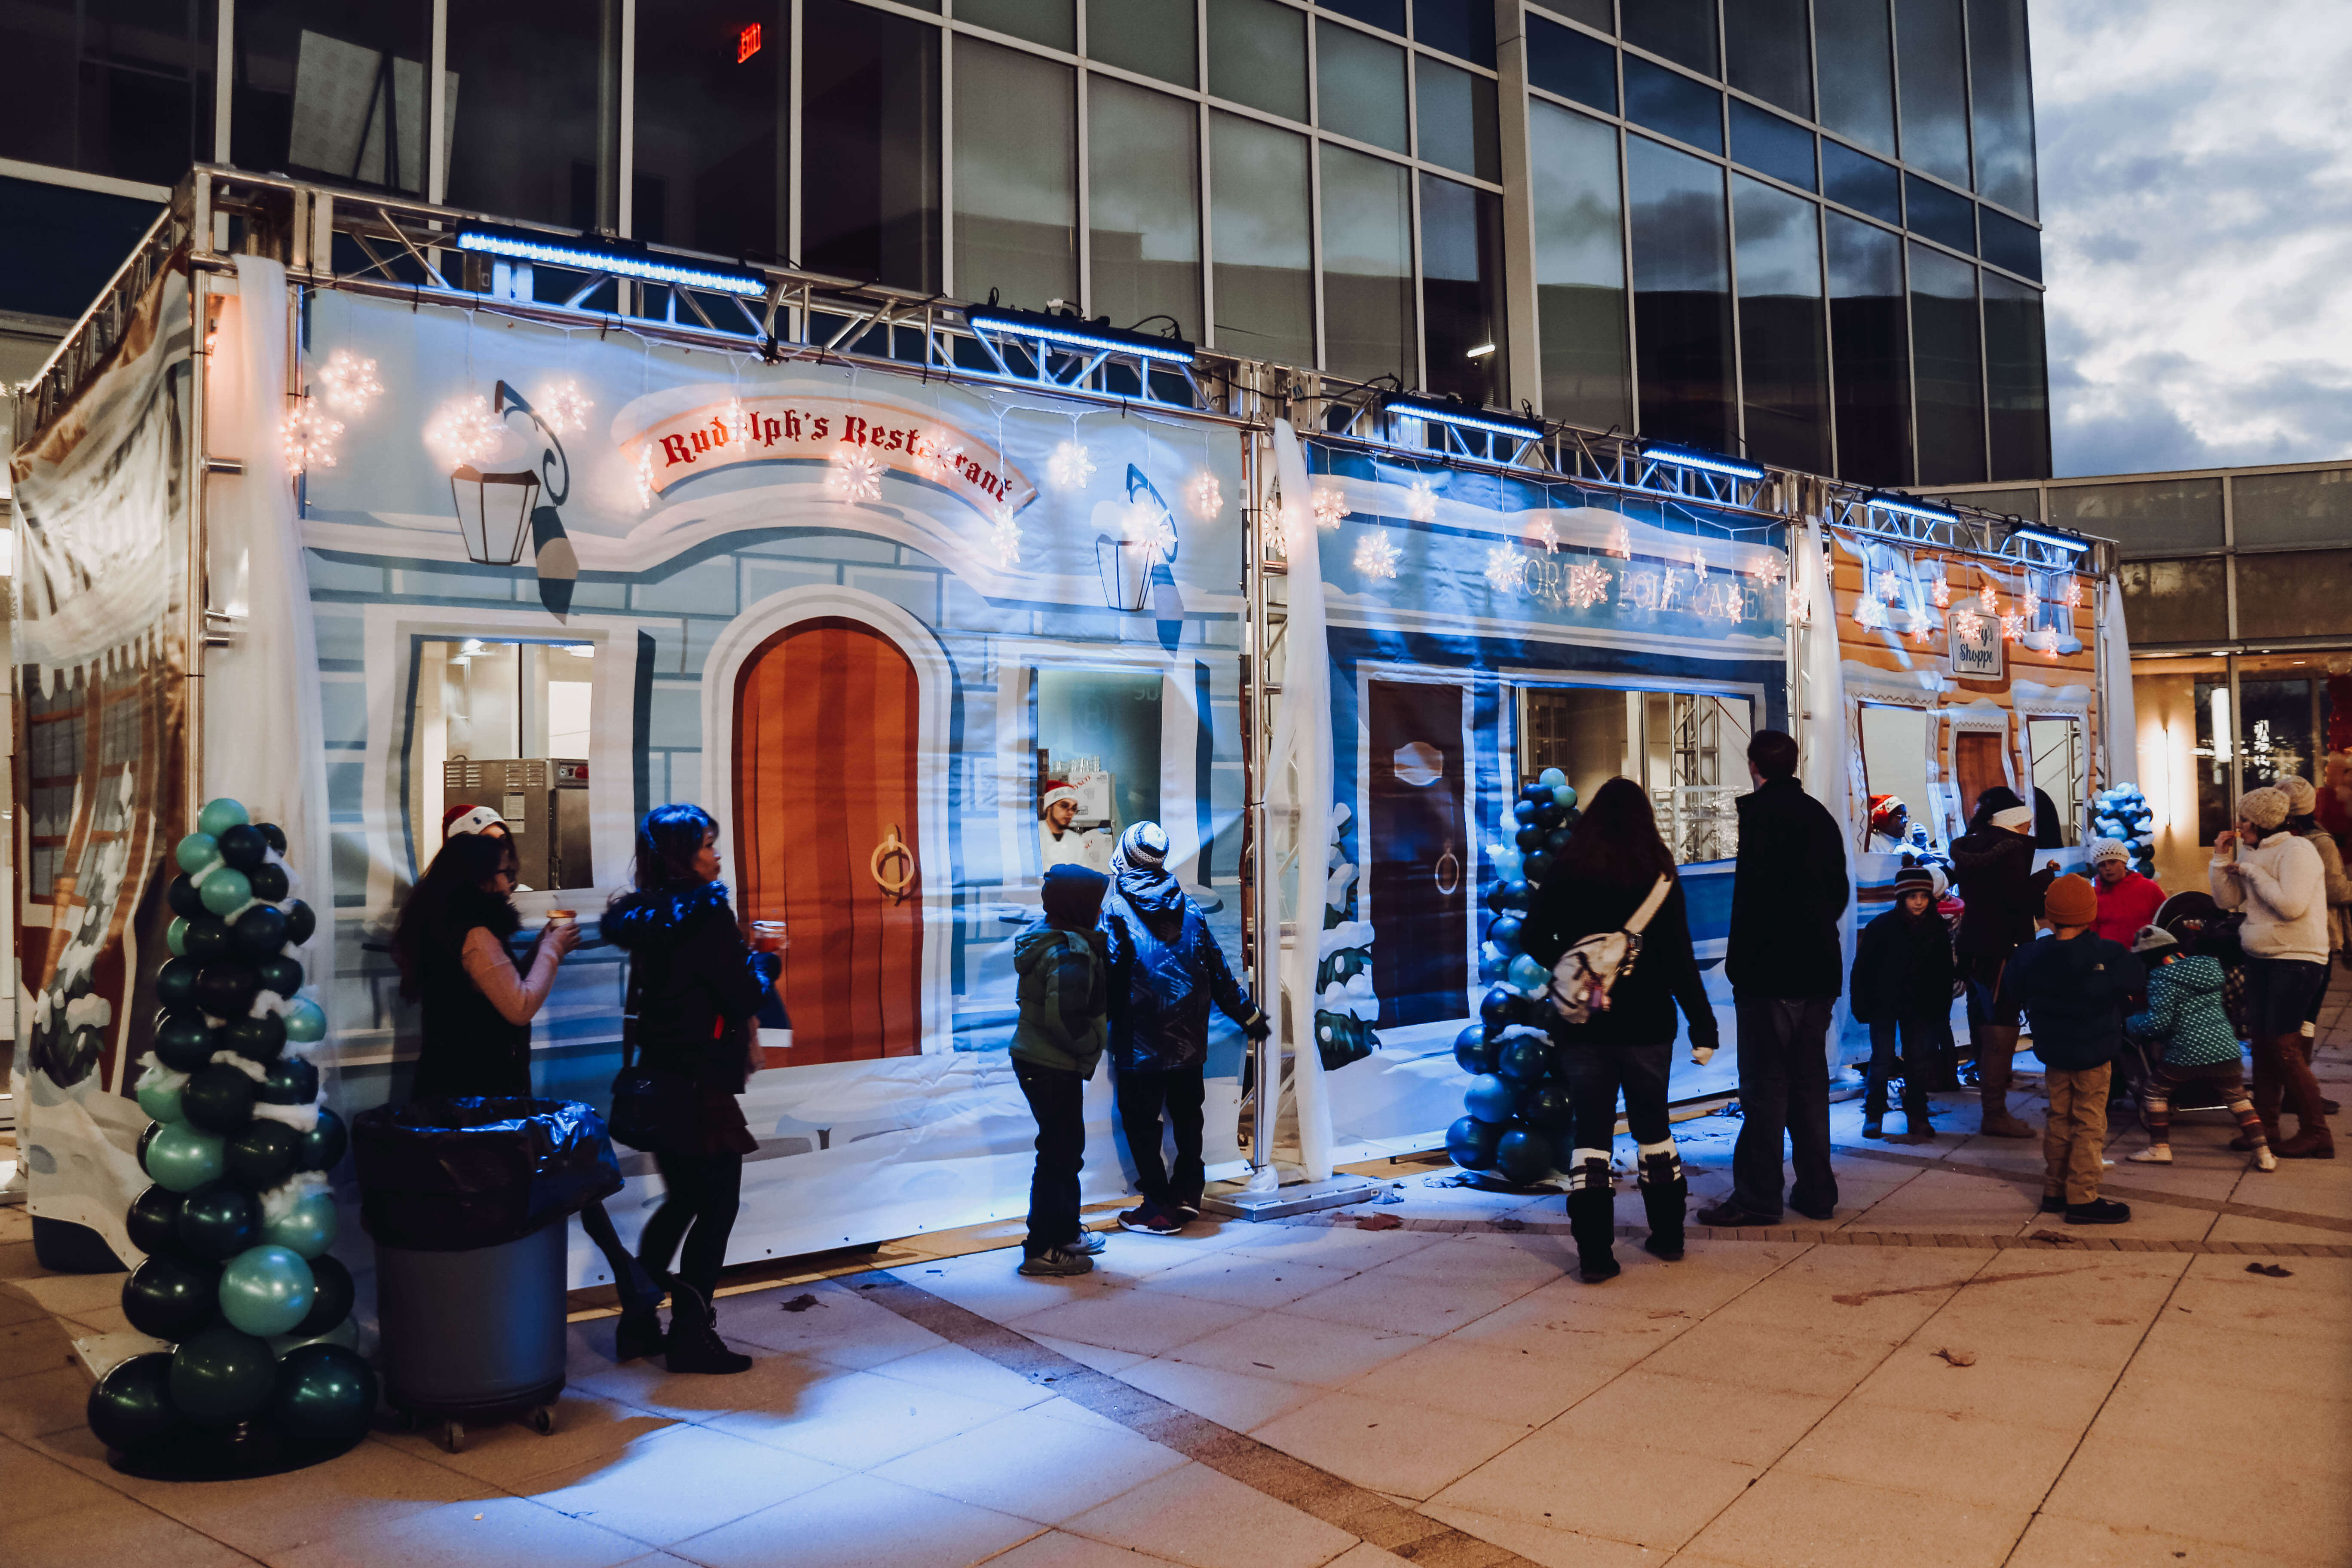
353, 1097, 623, 1452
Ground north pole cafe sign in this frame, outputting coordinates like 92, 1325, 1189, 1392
628, 395, 1035, 517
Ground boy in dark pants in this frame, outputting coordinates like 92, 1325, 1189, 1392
1996, 874, 2136, 1224
1010, 864, 1111, 1277
1850, 863, 1954, 1141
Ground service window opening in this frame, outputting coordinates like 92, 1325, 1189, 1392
411, 639, 597, 890
1516, 686, 1755, 864
1033, 668, 1161, 875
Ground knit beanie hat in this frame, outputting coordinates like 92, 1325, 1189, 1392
2087, 837, 2130, 867
1040, 864, 1109, 928
443, 802, 505, 840
2236, 787, 2290, 832
1990, 803, 2034, 833
2278, 776, 2318, 816
2130, 924, 2179, 956
1115, 821, 1170, 871
2044, 873, 2098, 927
1892, 863, 1936, 897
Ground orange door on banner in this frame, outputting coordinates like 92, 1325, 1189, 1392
733, 618, 922, 1063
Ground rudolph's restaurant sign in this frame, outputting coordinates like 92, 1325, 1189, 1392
626, 395, 1038, 518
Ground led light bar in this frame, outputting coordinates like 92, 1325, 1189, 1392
1384, 396, 1546, 442
454, 223, 769, 297
966, 307, 1197, 365
2007, 521, 2091, 554
1864, 492, 1960, 525
1640, 443, 1766, 482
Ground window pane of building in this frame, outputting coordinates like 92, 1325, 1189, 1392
1089, 0, 1197, 87
2228, 469, 2352, 550
1412, 0, 1494, 66
1908, 241, 1983, 484
0, 175, 162, 319
1208, 0, 1306, 119
445, 0, 616, 230
1826, 212, 1910, 484
1967, 0, 2035, 217
1623, 0, 1715, 77
1813, 0, 1894, 156
1544, 0, 1612, 31
1526, 15, 1615, 113
1530, 100, 1628, 432
1415, 55, 1498, 180
2047, 478, 2222, 554
1624, 57, 1721, 155
0, 0, 216, 185
1822, 140, 1899, 224
1979, 208, 2040, 282
1982, 272, 2048, 481
2117, 560, 2227, 645
635, 0, 787, 254
1733, 175, 1828, 473
953, 39, 1075, 307
233, 0, 433, 194
1210, 110, 1314, 363
958, 0, 1073, 51
1730, 100, 1814, 191
1904, 174, 1975, 253
1089, 77, 1201, 337
1894, 0, 1969, 186
1323, 0, 1405, 37
1725, 0, 1810, 118
1320, 144, 1415, 382
1318, 21, 1409, 153
1627, 134, 1734, 451
1421, 172, 1505, 403
2234, 550, 2352, 641
802, 0, 940, 288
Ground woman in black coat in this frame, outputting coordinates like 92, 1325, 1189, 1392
1518, 778, 1719, 1283
1949, 785, 2055, 1138
604, 803, 784, 1375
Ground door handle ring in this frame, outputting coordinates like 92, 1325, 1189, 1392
870, 824, 916, 902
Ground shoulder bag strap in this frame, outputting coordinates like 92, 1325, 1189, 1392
1623, 875, 1673, 934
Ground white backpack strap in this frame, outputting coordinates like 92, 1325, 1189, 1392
1623, 875, 1673, 934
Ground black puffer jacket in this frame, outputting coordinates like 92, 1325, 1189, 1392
1521, 869, 1719, 1051
603, 880, 782, 1093
1849, 905, 1955, 1024
1950, 829, 2054, 959
1726, 777, 1850, 998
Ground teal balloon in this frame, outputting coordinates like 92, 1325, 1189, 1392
175, 833, 223, 874
135, 1076, 186, 1124
1552, 784, 1577, 808
199, 867, 254, 916
167, 916, 191, 957
283, 998, 327, 1044
299, 1106, 348, 1172
218, 1244, 316, 1337
263, 1190, 338, 1259
170, 1324, 278, 1422
197, 797, 251, 837
1537, 767, 1566, 787
144, 1122, 225, 1192
87, 1352, 182, 1452
1505, 952, 1548, 992
270, 1343, 377, 1452
267, 1317, 358, 1357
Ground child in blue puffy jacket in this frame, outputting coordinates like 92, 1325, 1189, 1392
2124, 925, 2275, 1172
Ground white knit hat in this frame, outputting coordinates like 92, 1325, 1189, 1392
2087, 837, 2130, 867
2236, 787, 2290, 832
2278, 776, 2318, 815
1990, 804, 2034, 833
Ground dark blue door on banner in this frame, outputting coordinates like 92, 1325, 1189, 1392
1368, 677, 1470, 1026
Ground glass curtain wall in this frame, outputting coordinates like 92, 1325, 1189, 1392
802, 0, 940, 289
1827, 212, 1910, 484
1528, 100, 1628, 432
1321, 144, 1415, 385
1627, 135, 1735, 453
1909, 241, 1984, 484
1967, 0, 2037, 216
634, 0, 790, 257
1209, 111, 1314, 365
952, 38, 1076, 309
0, 0, 217, 186
1421, 173, 1505, 404
1894, 0, 1970, 187
1982, 272, 2049, 480
1814, 0, 1896, 155
231, 0, 433, 194
444, 0, 617, 230
1733, 175, 1829, 473
1724, 0, 1810, 118
1087, 77, 1201, 338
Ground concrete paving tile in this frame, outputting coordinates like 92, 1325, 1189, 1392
1007, 1287, 1243, 1357
1699, 1247, 1992, 1344
272, 1494, 649, 1568
1776, 1400, 2085, 1503
2093, 1371, 2352, 1473
899, 1258, 1127, 1326
1426, 1425, 1758, 1550
1116, 1354, 1323, 1431
701, 1366, 1023, 1470
1166, 1308, 1430, 1388
0, 1314, 84, 1381
0, 1282, 48, 1326
0, 1490, 263, 1568
671, 1471, 1040, 1568
1023, 1332, 1147, 1376
985, 1530, 1191, 1568
2124, 1318, 2339, 1398
1281, 1270, 1539, 1338
2160, 1268, 2352, 1341
371, 1396, 682, 1490
1564, 1370, 1838, 1467
2203, 1211, 2352, 1246
1633, 1320, 1893, 1400
1320, 1544, 1416, 1568
1060, 1461, 1358, 1568
1844, 1342, 2122, 1433
0, 1364, 95, 1439
568, 1344, 830, 1426
1415, 1503, 1673, 1568
864, 1342, 1059, 1410
2005, 1512, 2320, 1568
1337, 1337, 1624, 1429
0, 1431, 137, 1521
523, 1421, 848, 1546
1682, 1470, 2033, 1568
1365, 1234, 1575, 1291
1143, 1253, 1358, 1311
1216, 1224, 1448, 1271
2043, 1425, 2352, 1564
1250, 1388, 1530, 1501
717, 1279, 953, 1367
873, 1405, 1187, 1524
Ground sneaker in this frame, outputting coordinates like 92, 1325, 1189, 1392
2064, 1197, 2131, 1225
2252, 1146, 2278, 1172
1171, 1195, 1204, 1222
2126, 1146, 2172, 1164
1063, 1229, 1108, 1255
1118, 1202, 1185, 1236
1018, 1247, 1096, 1277
2038, 1195, 2067, 1214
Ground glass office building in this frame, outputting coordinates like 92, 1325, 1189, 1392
0, 0, 2047, 484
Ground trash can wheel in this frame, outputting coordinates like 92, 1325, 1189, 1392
530, 1405, 557, 1436
440, 1419, 465, 1454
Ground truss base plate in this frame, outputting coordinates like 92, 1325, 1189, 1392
1200, 1175, 1386, 1222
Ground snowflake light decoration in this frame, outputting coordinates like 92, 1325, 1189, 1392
1978, 580, 1997, 612
1047, 440, 1096, 491
917, 441, 965, 482
1354, 527, 1402, 581
1311, 485, 1350, 530
829, 449, 883, 504
1854, 592, 1889, 631
1750, 554, 1785, 589
424, 393, 505, 470
1531, 518, 1560, 554
2000, 610, 2027, 642
633, 444, 657, 509
1188, 471, 1223, 520
282, 396, 343, 476
720, 396, 751, 447
1124, 500, 1178, 562
2064, 577, 2084, 610
1604, 521, 1632, 559
1397, 478, 1435, 522
1931, 576, 1953, 609
1950, 607, 1984, 643
1565, 560, 1611, 609
989, 503, 1022, 568
317, 349, 382, 416
1482, 545, 1527, 594
1914, 621, 1933, 646
1874, 568, 1903, 603
537, 379, 594, 435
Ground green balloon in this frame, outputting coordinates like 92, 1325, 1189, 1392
167, 917, 191, 957
271, 1342, 377, 1452
225, 1120, 300, 1190
136, 1075, 186, 1124
144, 1123, 226, 1193
182, 1064, 257, 1136
299, 1106, 348, 1172
263, 1189, 338, 1259
175, 833, 223, 874
198, 797, 251, 838
283, 997, 327, 1044
87, 1352, 183, 1452
292, 1255, 355, 1336
267, 1319, 359, 1359
122, 1253, 222, 1338
199, 867, 254, 917
176, 1185, 262, 1261
170, 1325, 278, 1422
219, 1244, 315, 1337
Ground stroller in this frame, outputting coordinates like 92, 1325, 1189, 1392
2114, 891, 2246, 1115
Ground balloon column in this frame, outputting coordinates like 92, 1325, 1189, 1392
2091, 784, 2157, 879
1446, 769, 1581, 1186
90, 797, 377, 1473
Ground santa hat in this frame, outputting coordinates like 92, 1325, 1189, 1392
443, 803, 507, 840
1041, 782, 1080, 814
1868, 794, 1907, 836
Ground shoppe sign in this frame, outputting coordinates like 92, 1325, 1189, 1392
1949, 605, 2005, 680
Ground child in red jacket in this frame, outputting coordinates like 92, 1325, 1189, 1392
2089, 839, 2165, 947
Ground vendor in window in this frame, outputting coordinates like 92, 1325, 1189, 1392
444, 802, 530, 891
1867, 794, 1913, 854
1039, 781, 1112, 873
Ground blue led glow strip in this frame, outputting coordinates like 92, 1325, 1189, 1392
1865, 495, 1961, 525
453, 229, 769, 297
1641, 444, 1766, 481
966, 314, 1197, 365
1385, 399, 1545, 441
2008, 524, 2090, 554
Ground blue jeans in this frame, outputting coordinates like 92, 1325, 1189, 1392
1865, 1018, 1937, 1119
1729, 994, 1838, 1219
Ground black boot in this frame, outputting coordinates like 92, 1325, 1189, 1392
665, 1283, 753, 1375
616, 1305, 666, 1362
1566, 1190, 1619, 1283
1637, 1144, 1687, 1261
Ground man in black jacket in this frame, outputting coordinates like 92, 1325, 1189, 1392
1698, 729, 1851, 1227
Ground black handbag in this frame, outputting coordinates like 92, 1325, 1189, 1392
606, 969, 698, 1152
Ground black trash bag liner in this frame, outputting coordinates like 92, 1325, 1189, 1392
353, 1097, 623, 1251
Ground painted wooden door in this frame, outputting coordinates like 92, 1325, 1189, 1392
734, 618, 922, 1063
1366, 678, 1470, 1026
1954, 731, 2009, 827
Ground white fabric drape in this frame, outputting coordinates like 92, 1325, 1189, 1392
2101, 576, 2140, 791
1798, 515, 1854, 841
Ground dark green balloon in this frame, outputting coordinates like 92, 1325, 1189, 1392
181, 1065, 257, 1135
218, 823, 269, 871
233, 904, 287, 960
153, 1010, 217, 1073
181, 916, 233, 962
282, 901, 317, 947
126, 1184, 190, 1257
88, 1352, 182, 1452
224, 1121, 300, 1190
248, 861, 290, 903
299, 1106, 348, 1173
122, 1253, 221, 1338
137, 1120, 164, 1169
294, 1255, 355, 1336
176, 1186, 261, 1261
170, 1326, 278, 1422
258, 1054, 317, 1106
256, 822, 288, 854
255, 956, 303, 998
271, 1343, 377, 1452
155, 957, 203, 1008
194, 960, 261, 1020
222, 1012, 287, 1065
167, 873, 207, 919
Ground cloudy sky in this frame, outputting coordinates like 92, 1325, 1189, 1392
2033, 1, 2352, 477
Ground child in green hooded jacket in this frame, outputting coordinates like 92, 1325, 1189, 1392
1010, 864, 1110, 1276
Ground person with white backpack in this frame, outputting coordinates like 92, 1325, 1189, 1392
1519, 778, 1719, 1283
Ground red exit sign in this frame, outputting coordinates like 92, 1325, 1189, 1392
738, 23, 762, 61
